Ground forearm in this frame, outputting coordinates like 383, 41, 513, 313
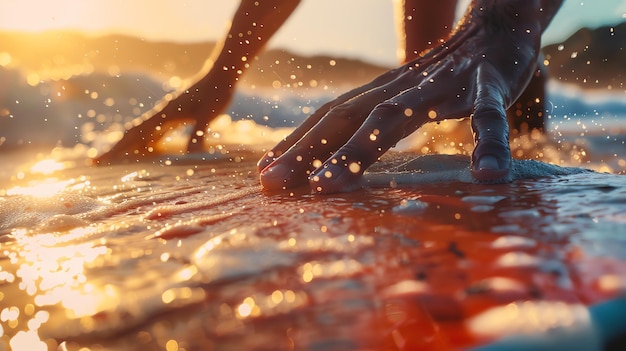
209, 0, 301, 76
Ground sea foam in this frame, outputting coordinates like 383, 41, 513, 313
364, 154, 591, 187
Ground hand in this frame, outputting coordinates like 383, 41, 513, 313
93, 71, 235, 164
93, 0, 302, 165
258, 0, 562, 193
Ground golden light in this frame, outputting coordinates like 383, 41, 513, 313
30, 159, 66, 175
0, 1, 131, 35
2, 227, 110, 349
5, 178, 74, 197
236, 297, 260, 319
2, 156, 80, 197
9, 222, 111, 320
0, 52, 11, 66
9, 330, 47, 351
61, 283, 119, 319
468, 300, 591, 339
175, 265, 198, 282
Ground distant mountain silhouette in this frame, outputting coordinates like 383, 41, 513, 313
1, 23, 624, 149
0, 30, 387, 89
0, 30, 388, 149
543, 21, 626, 90
2, 22, 624, 92
0, 31, 214, 81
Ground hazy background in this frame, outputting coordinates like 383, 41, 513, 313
0, 0, 624, 66
0, 0, 624, 152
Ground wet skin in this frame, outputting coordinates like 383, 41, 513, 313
93, 0, 302, 161
258, 0, 563, 193
92, 0, 457, 163
94, 0, 562, 194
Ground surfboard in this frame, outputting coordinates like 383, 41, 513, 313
1, 151, 625, 350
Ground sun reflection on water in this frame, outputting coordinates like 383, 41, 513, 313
2, 157, 78, 198
15, 232, 110, 313
1, 228, 111, 347
5, 178, 75, 198
29, 159, 67, 175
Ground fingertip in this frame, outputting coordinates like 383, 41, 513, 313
471, 134, 512, 182
475, 155, 500, 171
471, 154, 511, 182
308, 164, 364, 194
259, 162, 309, 191
259, 163, 291, 190
257, 152, 276, 173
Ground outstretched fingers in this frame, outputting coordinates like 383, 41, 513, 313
307, 80, 457, 194
259, 67, 424, 190
257, 66, 411, 172
307, 101, 415, 194
259, 95, 385, 190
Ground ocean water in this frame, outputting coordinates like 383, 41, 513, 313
0, 80, 625, 350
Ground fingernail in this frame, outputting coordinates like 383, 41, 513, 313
472, 154, 511, 182
261, 163, 292, 179
261, 162, 315, 190
257, 157, 273, 172
476, 155, 500, 171
257, 152, 278, 172
309, 164, 362, 194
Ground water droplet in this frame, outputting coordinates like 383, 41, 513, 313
369, 128, 380, 141
349, 163, 361, 174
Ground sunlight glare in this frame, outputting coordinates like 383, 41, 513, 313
61, 282, 118, 319
30, 159, 66, 175
12, 227, 111, 320
6, 178, 74, 197
9, 330, 47, 351
0, 52, 11, 66
468, 300, 591, 338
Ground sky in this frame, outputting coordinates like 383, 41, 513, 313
0, 0, 624, 66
